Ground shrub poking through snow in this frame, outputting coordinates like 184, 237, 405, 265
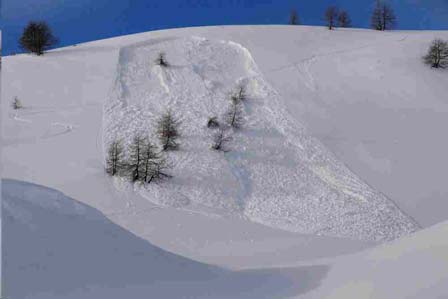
230, 94, 240, 105
12, 97, 23, 110
19, 21, 58, 55
207, 116, 220, 128
127, 134, 146, 182
226, 100, 244, 129
157, 110, 181, 151
211, 129, 232, 152
423, 39, 448, 69
105, 139, 125, 176
155, 52, 169, 67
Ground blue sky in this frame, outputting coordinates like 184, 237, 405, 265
2, 0, 448, 55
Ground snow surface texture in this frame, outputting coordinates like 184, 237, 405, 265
104, 36, 418, 241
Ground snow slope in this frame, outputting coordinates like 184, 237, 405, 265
99, 25, 448, 229
2, 179, 331, 299
104, 34, 417, 241
4, 180, 448, 299
303, 220, 448, 299
2, 25, 448, 298
1, 26, 372, 274
257, 28, 448, 228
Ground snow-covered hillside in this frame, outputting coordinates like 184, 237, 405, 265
3, 179, 332, 299
304, 220, 448, 299
4, 179, 447, 299
3, 25, 448, 298
104, 35, 418, 241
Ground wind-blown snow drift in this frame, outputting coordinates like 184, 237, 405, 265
103, 36, 418, 241
304, 220, 448, 299
2, 179, 329, 299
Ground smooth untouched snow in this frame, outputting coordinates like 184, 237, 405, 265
3, 179, 447, 299
303, 220, 448, 299
2, 179, 330, 299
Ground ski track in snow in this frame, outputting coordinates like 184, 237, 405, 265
12, 113, 32, 123
268, 34, 409, 75
268, 34, 411, 99
10, 106, 81, 141
103, 35, 419, 241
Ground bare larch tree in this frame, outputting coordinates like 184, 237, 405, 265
423, 39, 448, 68
128, 135, 146, 182
141, 139, 160, 183
371, 0, 396, 31
338, 10, 352, 28
226, 100, 244, 129
211, 129, 232, 152
325, 6, 339, 30
236, 84, 248, 102
371, 0, 383, 30
105, 139, 125, 176
147, 157, 172, 184
19, 21, 58, 55
380, 2, 396, 30
289, 9, 300, 25
157, 110, 181, 151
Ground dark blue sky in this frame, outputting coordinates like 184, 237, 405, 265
2, 0, 448, 55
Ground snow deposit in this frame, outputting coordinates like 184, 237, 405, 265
103, 36, 418, 241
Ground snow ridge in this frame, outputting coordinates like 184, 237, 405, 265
103, 36, 419, 241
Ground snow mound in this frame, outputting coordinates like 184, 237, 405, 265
305, 220, 448, 299
0, 179, 213, 298
103, 36, 418, 241
2, 179, 330, 299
